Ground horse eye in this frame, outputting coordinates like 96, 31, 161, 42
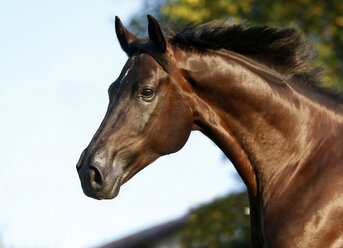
140, 88, 154, 98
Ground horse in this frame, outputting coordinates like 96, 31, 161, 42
76, 15, 343, 247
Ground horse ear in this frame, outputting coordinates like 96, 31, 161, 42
115, 16, 137, 55
147, 14, 166, 53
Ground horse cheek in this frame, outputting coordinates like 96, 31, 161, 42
150, 99, 192, 155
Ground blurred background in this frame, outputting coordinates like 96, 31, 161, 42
0, 0, 342, 248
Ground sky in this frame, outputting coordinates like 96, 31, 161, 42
0, 1, 242, 247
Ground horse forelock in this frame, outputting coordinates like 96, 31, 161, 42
127, 39, 170, 72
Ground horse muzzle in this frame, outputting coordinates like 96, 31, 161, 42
76, 149, 123, 200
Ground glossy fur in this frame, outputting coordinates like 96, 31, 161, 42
77, 15, 343, 247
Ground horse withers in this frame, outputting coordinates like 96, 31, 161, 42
77, 15, 343, 247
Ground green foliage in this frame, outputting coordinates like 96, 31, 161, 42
179, 191, 250, 248
129, 0, 343, 88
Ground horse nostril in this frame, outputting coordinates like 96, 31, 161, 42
89, 166, 104, 190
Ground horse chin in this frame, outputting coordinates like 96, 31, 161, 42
104, 175, 123, 200
83, 175, 123, 200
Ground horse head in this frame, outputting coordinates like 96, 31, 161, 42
76, 15, 194, 199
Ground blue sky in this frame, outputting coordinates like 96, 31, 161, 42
0, 1, 241, 247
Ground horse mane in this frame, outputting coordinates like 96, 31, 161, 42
168, 23, 315, 77
167, 22, 343, 107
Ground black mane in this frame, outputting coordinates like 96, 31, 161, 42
169, 22, 317, 80
167, 22, 343, 106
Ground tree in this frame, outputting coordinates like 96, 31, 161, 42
129, 0, 343, 88
180, 191, 250, 248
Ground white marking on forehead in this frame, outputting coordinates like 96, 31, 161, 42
119, 69, 129, 85
118, 61, 135, 85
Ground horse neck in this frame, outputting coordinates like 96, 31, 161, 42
176, 49, 343, 200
